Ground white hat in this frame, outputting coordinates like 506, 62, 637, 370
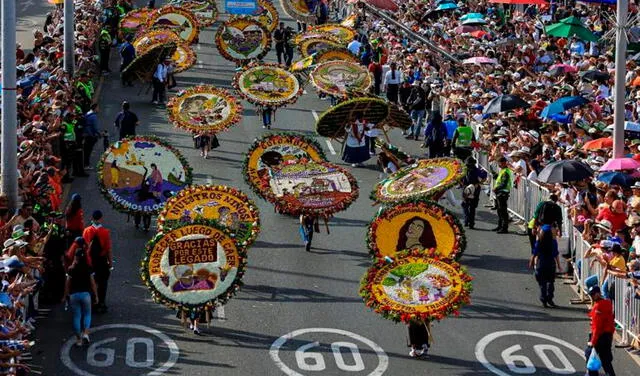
595, 220, 613, 233
557, 131, 567, 137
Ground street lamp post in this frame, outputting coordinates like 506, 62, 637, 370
64, 0, 75, 76
1, 0, 19, 211
613, 0, 628, 158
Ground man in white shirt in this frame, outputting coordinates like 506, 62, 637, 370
152, 57, 170, 105
347, 35, 362, 56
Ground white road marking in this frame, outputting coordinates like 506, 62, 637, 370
198, 60, 204, 70
475, 330, 585, 376
197, 43, 201, 51
270, 328, 388, 376
60, 324, 179, 376
206, 177, 213, 185
311, 110, 337, 155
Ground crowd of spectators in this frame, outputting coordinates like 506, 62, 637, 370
344, 0, 640, 340
0, 0, 119, 371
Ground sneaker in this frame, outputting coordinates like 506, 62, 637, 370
409, 349, 417, 358
152, 101, 159, 105
82, 334, 90, 344
84, 166, 94, 171
189, 324, 194, 330
267, 125, 271, 129
351, 163, 357, 167
262, 125, 267, 129
193, 328, 201, 335
415, 348, 425, 356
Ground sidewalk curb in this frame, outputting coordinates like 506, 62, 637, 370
60, 75, 106, 207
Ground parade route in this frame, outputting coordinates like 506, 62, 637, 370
26, 1, 638, 375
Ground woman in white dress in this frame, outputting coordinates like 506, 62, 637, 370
341, 116, 370, 167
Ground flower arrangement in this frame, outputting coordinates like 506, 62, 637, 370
315, 47, 359, 64
234, 0, 279, 32
133, 29, 182, 55
366, 198, 466, 260
232, 62, 303, 107
179, 0, 218, 27
119, 8, 152, 37
146, 5, 200, 44
371, 158, 466, 204
215, 17, 272, 64
140, 219, 248, 313
242, 132, 328, 198
293, 32, 341, 46
316, 97, 389, 139
166, 85, 243, 134
298, 37, 344, 57
96, 135, 193, 215
173, 43, 197, 73
157, 184, 261, 247
359, 249, 473, 323
256, 159, 359, 217
280, 0, 316, 23
307, 24, 357, 44
310, 60, 373, 97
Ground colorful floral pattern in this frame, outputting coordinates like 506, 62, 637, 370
367, 199, 466, 260
308, 24, 357, 44
233, 63, 302, 107
360, 249, 473, 323
140, 220, 247, 311
215, 18, 271, 63
158, 185, 261, 246
146, 6, 200, 44
97, 136, 193, 215
310, 61, 372, 97
372, 158, 466, 203
167, 85, 242, 134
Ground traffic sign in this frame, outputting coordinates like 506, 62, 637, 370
225, 0, 257, 15
475, 330, 586, 376
60, 324, 179, 376
270, 328, 388, 376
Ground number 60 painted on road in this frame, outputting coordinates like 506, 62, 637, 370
295, 341, 365, 372
87, 337, 154, 368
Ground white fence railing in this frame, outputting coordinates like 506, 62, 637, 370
472, 148, 640, 346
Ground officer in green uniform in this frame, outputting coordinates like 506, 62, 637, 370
98, 27, 112, 73
492, 157, 513, 233
451, 117, 475, 161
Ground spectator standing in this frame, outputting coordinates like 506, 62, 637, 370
114, 101, 139, 140
529, 225, 561, 308
82, 210, 112, 314
383, 62, 402, 103
63, 248, 98, 347
461, 156, 487, 229
585, 286, 616, 376
368, 59, 383, 95
152, 58, 170, 105
423, 112, 447, 158
493, 157, 513, 233
83, 104, 101, 170
347, 35, 362, 56
407, 80, 427, 140
64, 193, 84, 245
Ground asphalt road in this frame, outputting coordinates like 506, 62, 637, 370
27, 1, 638, 375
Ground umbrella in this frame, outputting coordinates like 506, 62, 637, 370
583, 137, 613, 150
436, 2, 458, 10
600, 158, 640, 172
537, 160, 594, 183
489, 0, 549, 4
462, 18, 487, 25
454, 25, 481, 33
540, 96, 590, 118
460, 13, 484, 21
578, 0, 616, 4
469, 30, 489, 38
549, 64, 577, 76
626, 121, 640, 133
463, 56, 497, 65
483, 94, 530, 114
545, 16, 599, 42
347, 0, 399, 11
581, 70, 610, 82
597, 172, 634, 187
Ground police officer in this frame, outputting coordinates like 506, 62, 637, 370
451, 117, 475, 161
492, 157, 513, 233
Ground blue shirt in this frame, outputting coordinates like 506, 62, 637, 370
84, 111, 100, 137
444, 119, 458, 140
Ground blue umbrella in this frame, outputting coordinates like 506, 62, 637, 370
436, 0, 455, 4
578, 0, 616, 4
460, 13, 484, 21
540, 96, 590, 119
597, 171, 634, 187
437, 2, 458, 10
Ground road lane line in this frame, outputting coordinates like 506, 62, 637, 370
311, 110, 337, 155
198, 60, 204, 70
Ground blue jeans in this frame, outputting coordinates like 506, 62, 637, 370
262, 111, 271, 126
410, 109, 426, 137
70, 292, 92, 335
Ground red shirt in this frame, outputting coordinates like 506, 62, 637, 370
596, 207, 627, 233
589, 298, 615, 344
65, 208, 84, 232
82, 224, 112, 257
